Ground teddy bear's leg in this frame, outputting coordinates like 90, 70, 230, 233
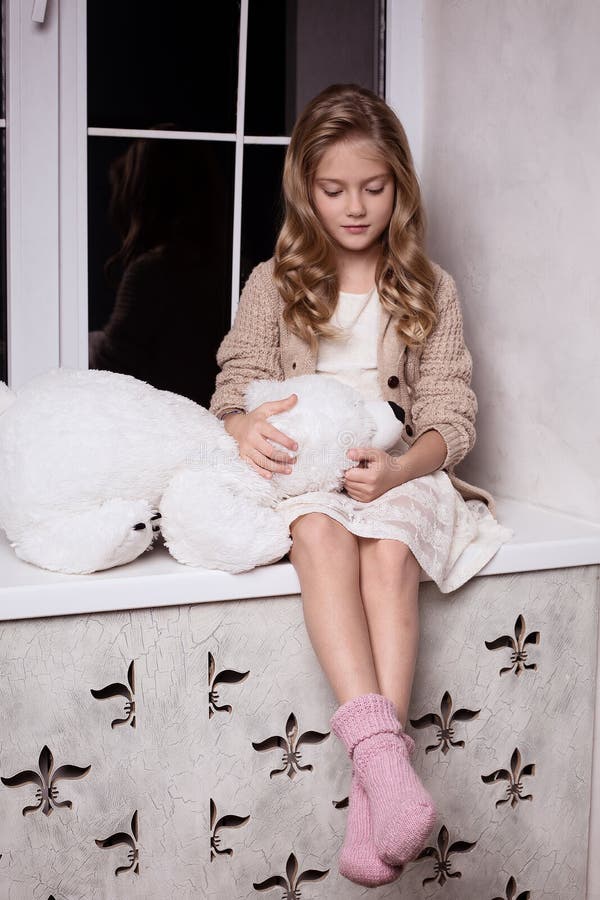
11, 499, 160, 574
159, 468, 291, 573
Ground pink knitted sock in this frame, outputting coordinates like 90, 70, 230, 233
338, 765, 404, 887
330, 693, 437, 866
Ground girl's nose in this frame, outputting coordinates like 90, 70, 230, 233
346, 191, 366, 217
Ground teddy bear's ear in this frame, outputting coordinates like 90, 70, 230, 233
387, 401, 405, 424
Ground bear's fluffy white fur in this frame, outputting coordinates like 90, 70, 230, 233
0, 368, 405, 575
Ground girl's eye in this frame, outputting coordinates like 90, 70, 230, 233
324, 189, 342, 197
366, 187, 385, 194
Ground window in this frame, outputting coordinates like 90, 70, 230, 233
86, 0, 386, 407
0, 4, 6, 383
6, 0, 396, 394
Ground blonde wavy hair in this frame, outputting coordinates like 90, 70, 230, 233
273, 83, 438, 355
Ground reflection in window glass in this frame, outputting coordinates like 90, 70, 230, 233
87, 136, 235, 409
245, 0, 385, 136
0, 131, 6, 383
87, 1, 240, 133
240, 145, 286, 288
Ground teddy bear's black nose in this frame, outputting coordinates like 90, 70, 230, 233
133, 523, 146, 531
150, 513, 162, 520
387, 401, 405, 423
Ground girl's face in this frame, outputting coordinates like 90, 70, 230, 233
311, 136, 395, 256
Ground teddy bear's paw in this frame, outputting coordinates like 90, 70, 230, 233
159, 469, 291, 572
13, 498, 158, 574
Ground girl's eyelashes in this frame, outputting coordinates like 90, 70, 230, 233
322, 186, 385, 197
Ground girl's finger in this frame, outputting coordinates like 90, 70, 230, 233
252, 448, 293, 475
264, 424, 298, 452
246, 458, 272, 479
240, 450, 273, 479
348, 447, 378, 461
259, 436, 296, 464
344, 467, 364, 483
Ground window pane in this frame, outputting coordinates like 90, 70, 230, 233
87, 1, 240, 133
0, 2, 4, 120
245, 0, 385, 136
0, 130, 6, 383
240, 145, 286, 287
87, 136, 235, 409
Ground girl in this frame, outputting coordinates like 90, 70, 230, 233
209, 83, 512, 888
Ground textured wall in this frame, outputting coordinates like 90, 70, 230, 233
421, 0, 600, 521
0, 565, 597, 898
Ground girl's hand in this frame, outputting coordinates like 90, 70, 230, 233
224, 394, 299, 479
343, 447, 403, 502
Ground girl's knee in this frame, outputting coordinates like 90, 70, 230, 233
289, 512, 355, 551
362, 538, 420, 573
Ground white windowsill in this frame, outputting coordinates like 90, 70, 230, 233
1, 497, 599, 622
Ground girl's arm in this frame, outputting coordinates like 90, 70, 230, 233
208, 260, 284, 421
403, 271, 478, 475
389, 429, 447, 486
209, 260, 299, 480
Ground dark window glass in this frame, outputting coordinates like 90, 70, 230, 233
245, 0, 385, 135
0, 130, 6, 383
0, 3, 4, 120
87, 136, 235, 409
87, 1, 240, 133
240, 145, 286, 287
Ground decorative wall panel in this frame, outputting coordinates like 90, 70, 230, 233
0, 564, 598, 898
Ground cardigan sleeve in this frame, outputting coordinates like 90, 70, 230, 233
409, 270, 477, 470
208, 261, 284, 420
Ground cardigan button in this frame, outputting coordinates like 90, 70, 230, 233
387, 375, 399, 388
292, 362, 296, 369
405, 424, 413, 437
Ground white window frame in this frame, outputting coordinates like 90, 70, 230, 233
5, 0, 421, 389
6, 0, 60, 388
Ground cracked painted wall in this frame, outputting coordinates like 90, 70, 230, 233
0, 564, 598, 898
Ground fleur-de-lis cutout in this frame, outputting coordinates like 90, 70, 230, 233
1, 745, 91, 816
90, 659, 136, 728
485, 614, 540, 675
482, 747, 535, 807
410, 691, 480, 754
492, 874, 531, 900
254, 851, 329, 897
210, 797, 250, 860
208, 651, 249, 717
417, 823, 477, 886
95, 809, 139, 875
252, 712, 329, 779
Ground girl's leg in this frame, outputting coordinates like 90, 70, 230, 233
355, 537, 422, 728
288, 512, 380, 704
331, 537, 435, 867
289, 512, 402, 886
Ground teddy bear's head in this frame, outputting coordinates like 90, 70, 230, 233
243, 374, 405, 500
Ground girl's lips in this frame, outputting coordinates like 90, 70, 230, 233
342, 225, 369, 233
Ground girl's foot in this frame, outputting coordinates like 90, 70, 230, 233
353, 728, 436, 865
330, 692, 436, 866
338, 764, 404, 887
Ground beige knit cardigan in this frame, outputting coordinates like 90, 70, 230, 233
209, 258, 498, 516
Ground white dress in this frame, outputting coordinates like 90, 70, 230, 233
276, 289, 514, 594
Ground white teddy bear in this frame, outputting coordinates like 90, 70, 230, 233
0, 368, 406, 575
